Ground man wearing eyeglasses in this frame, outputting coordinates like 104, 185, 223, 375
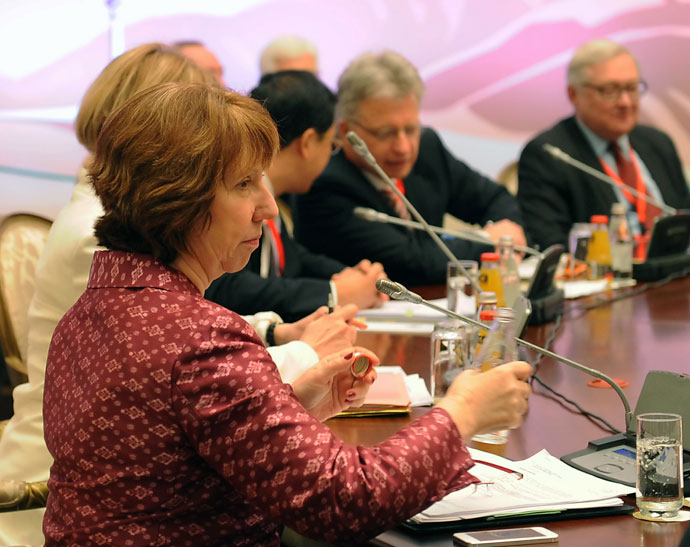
294, 51, 525, 286
517, 38, 690, 250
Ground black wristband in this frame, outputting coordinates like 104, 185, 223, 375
266, 321, 278, 346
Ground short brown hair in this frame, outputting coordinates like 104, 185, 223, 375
91, 83, 279, 263
76, 43, 219, 153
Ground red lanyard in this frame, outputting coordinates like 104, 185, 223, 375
265, 219, 284, 275
599, 151, 648, 224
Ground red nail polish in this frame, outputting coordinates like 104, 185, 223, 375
343, 352, 353, 360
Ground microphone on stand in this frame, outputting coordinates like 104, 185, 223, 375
353, 206, 541, 257
376, 279, 690, 494
542, 143, 677, 216
345, 131, 481, 294
375, 278, 633, 431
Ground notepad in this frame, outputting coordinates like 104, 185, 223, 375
337, 367, 416, 417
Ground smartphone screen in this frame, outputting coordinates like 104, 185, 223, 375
464, 529, 548, 540
453, 526, 558, 546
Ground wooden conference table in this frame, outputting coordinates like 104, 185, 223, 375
326, 276, 690, 547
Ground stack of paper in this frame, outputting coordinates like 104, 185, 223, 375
337, 366, 432, 417
357, 297, 475, 334
411, 448, 634, 523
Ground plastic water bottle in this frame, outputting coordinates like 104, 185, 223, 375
472, 308, 518, 449
609, 203, 633, 281
497, 235, 520, 308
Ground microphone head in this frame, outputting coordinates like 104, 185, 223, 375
375, 279, 407, 300
345, 131, 375, 164
345, 130, 365, 148
353, 207, 383, 222
375, 279, 422, 304
542, 143, 567, 161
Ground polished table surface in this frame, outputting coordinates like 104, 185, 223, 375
326, 276, 690, 547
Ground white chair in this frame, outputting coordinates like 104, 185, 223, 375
0, 213, 52, 388
0, 214, 52, 521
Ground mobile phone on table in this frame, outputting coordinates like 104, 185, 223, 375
453, 526, 558, 546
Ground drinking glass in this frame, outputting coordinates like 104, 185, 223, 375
430, 321, 472, 401
568, 223, 592, 279
447, 260, 478, 314
636, 413, 683, 519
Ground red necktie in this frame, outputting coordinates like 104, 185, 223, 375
265, 219, 284, 276
610, 142, 661, 233
380, 178, 410, 220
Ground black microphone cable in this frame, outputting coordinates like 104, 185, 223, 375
525, 312, 622, 435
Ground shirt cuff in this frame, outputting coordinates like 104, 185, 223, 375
328, 281, 338, 308
241, 311, 284, 346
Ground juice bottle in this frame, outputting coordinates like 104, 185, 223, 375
586, 215, 611, 279
479, 252, 504, 307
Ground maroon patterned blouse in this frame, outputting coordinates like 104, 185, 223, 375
43, 251, 477, 546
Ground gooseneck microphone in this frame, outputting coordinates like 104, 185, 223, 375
542, 143, 677, 216
375, 278, 633, 430
346, 131, 481, 293
353, 206, 541, 257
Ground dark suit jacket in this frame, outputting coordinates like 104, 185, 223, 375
294, 128, 522, 286
517, 116, 690, 250
205, 214, 345, 322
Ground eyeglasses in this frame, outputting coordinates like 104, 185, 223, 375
582, 80, 648, 101
471, 459, 524, 495
350, 120, 421, 143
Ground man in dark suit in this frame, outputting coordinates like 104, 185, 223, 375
205, 71, 385, 322
293, 51, 525, 287
518, 39, 690, 250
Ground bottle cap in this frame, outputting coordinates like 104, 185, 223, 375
480, 252, 500, 263
477, 291, 498, 305
590, 214, 609, 225
479, 309, 497, 321
350, 352, 372, 378
496, 307, 516, 321
611, 202, 626, 215
498, 235, 514, 246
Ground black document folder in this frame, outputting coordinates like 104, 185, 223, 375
397, 503, 635, 536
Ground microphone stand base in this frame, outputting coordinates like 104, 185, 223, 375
528, 288, 565, 326
632, 253, 690, 282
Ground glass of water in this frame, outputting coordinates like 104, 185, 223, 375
430, 321, 473, 402
636, 413, 683, 519
446, 260, 478, 314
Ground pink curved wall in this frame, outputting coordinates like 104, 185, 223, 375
1, 0, 688, 217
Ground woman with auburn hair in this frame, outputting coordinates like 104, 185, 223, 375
42, 82, 532, 546
0, 43, 222, 547
0, 43, 355, 547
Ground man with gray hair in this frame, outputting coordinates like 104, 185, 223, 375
259, 34, 319, 75
518, 38, 690, 250
294, 51, 524, 286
